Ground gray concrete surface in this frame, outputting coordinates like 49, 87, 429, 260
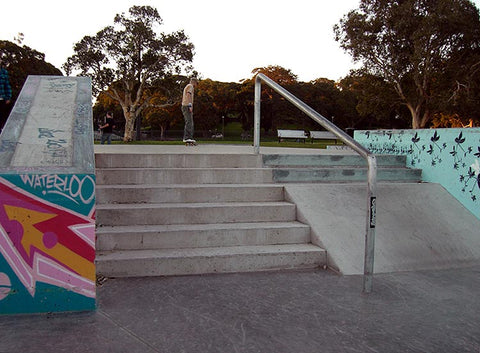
1, 266, 480, 352
94, 144, 480, 276
286, 183, 480, 275
95, 146, 331, 278
0, 76, 94, 173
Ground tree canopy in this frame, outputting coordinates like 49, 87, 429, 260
334, 0, 480, 128
233, 66, 362, 134
0, 40, 62, 103
64, 5, 195, 141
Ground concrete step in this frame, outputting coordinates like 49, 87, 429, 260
95, 168, 273, 185
96, 150, 425, 278
96, 201, 297, 226
96, 221, 311, 251
95, 184, 285, 204
95, 153, 263, 168
272, 167, 422, 183
95, 244, 326, 277
263, 154, 408, 167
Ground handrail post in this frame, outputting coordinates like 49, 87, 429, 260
253, 75, 261, 154
363, 155, 377, 293
253, 73, 378, 292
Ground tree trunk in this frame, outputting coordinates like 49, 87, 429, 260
410, 109, 430, 129
406, 103, 423, 129
420, 110, 431, 129
123, 111, 136, 142
160, 125, 166, 140
412, 114, 421, 129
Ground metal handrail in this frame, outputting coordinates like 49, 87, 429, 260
254, 73, 378, 293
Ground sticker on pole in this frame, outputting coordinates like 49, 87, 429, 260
369, 196, 376, 228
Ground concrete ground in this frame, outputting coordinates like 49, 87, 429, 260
1, 266, 480, 353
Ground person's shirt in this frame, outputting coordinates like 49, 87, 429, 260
182, 83, 194, 106
103, 117, 114, 133
0, 68, 12, 101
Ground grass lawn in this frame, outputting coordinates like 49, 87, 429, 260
99, 122, 346, 149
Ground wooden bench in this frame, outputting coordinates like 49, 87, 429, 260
309, 131, 340, 144
277, 129, 308, 143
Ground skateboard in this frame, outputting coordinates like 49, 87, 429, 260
184, 139, 197, 146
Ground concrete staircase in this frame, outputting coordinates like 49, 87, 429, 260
95, 150, 421, 278
262, 154, 422, 183
95, 153, 326, 277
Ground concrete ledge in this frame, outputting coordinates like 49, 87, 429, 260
96, 244, 326, 277
95, 168, 274, 185
96, 221, 310, 250
95, 184, 285, 204
0, 76, 94, 174
96, 153, 263, 168
0, 76, 95, 314
96, 201, 296, 226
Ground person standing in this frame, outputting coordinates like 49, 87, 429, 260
181, 78, 198, 143
0, 58, 12, 133
99, 111, 115, 144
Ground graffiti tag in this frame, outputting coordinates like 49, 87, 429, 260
37, 127, 68, 159
38, 128, 64, 139
20, 174, 95, 205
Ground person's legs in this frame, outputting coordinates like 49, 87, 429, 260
182, 106, 194, 141
106, 133, 112, 144
101, 132, 106, 144
188, 118, 194, 141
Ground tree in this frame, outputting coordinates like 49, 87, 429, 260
0, 40, 62, 104
194, 79, 240, 137
251, 66, 298, 85
236, 79, 255, 133
248, 66, 299, 133
142, 75, 187, 140
430, 113, 466, 128
143, 102, 181, 140
93, 91, 124, 135
237, 66, 361, 133
64, 6, 195, 141
334, 0, 480, 128
338, 71, 410, 129
295, 78, 342, 129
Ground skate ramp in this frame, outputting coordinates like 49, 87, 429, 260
285, 182, 480, 275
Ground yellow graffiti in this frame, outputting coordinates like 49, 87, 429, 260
4, 205, 95, 281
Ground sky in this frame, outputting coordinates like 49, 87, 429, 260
2, 0, 480, 83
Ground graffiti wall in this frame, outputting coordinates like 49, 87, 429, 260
0, 76, 95, 314
0, 174, 95, 313
355, 128, 480, 220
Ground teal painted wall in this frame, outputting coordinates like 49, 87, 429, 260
0, 174, 96, 314
355, 128, 480, 219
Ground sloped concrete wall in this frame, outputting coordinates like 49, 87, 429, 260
0, 76, 95, 314
285, 183, 480, 275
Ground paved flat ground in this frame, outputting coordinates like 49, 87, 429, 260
1, 266, 480, 353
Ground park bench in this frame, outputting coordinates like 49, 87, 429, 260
277, 129, 308, 143
309, 130, 340, 144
